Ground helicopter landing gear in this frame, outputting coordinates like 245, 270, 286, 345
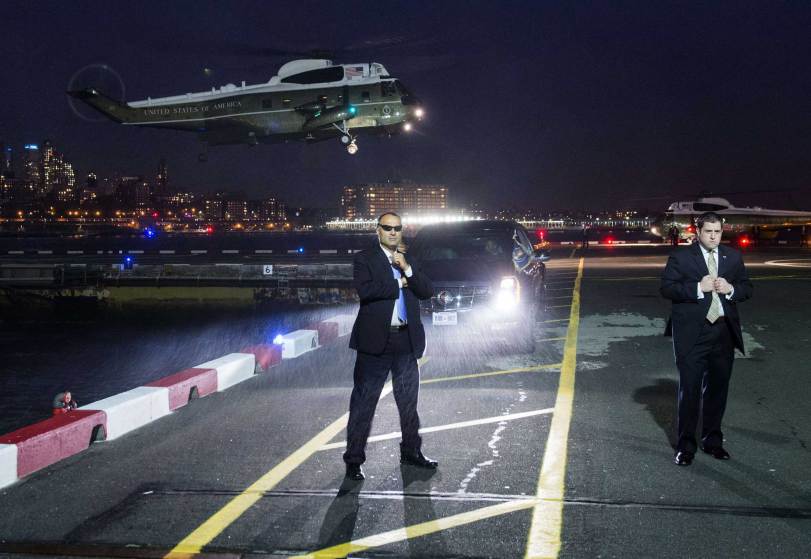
333, 121, 358, 154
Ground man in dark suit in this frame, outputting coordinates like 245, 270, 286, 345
661, 212, 753, 466
343, 212, 436, 480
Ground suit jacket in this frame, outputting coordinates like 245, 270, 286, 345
349, 243, 434, 357
660, 242, 753, 359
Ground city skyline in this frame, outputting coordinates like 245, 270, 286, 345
3, 1, 811, 212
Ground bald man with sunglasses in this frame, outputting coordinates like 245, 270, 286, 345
344, 212, 436, 480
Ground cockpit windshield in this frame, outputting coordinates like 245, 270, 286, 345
394, 80, 411, 96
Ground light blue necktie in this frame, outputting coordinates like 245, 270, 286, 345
391, 264, 407, 323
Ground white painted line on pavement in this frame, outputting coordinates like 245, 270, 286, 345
318, 408, 555, 451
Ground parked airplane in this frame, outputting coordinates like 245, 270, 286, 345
651, 197, 811, 244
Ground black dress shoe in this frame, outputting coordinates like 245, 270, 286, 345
673, 451, 694, 466
702, 446, 731, 460
400, 451, 438, 469
345, 464, 365, 480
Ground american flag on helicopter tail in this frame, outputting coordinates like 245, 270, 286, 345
345, 66, 364, 78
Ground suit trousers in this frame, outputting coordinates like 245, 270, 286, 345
675, 318, 735, 453
343, 329, 422, 465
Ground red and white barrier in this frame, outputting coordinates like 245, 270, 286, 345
196, 353, 255, 390
82, 387, 171, 440
0, 444, 17, 489
323, 314, 354, 337
145, 368, 218, 411
0, 410, 106, 481
0, 312, 354, 488
310, 321, 339, 345
240, 345, 282, 372
278, 329, 319, 359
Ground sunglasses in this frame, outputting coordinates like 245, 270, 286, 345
378, 224, 403, 232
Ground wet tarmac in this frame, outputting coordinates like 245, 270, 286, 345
1, 245, 809, 558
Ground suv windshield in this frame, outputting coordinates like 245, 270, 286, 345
414, 234, 512, 261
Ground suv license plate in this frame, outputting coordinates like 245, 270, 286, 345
433, 311, 458, 326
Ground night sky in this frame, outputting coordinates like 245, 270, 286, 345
4, 1, 811, 211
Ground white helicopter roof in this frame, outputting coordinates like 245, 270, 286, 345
128, 59, 392, 108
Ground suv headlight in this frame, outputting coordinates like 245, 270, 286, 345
495, 276, 520, 309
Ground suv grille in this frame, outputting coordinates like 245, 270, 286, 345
422, 285, 491, 312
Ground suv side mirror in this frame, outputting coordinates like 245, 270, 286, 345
534, 249, 551, 262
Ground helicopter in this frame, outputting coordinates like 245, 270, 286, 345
68, 58, 424, 157
650, 196, 811, 244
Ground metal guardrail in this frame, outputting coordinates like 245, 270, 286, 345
0, 262, 354, 289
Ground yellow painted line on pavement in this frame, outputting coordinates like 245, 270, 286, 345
525, 256, 584, 559
291, 498, 540, 559
165, 359, 427, 558
319, 407, 555, 451
420, 363, 561, 385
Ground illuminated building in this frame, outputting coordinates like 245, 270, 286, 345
80, 173, 98, 204
204, 197, 224, 220
156, 158, 168, 197
22, 144, 42, 199
341, 181, 448, 220
1, 143, 13, 178
224, 197, 248, 221
258, 197, 286, 221
117, 176, 150, 209
41, 140, 76, 203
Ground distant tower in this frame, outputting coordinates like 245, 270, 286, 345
156, 158, 168, 194
0, 143, 13, 178
22, 143, 42, 200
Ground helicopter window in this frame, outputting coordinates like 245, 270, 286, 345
694, 203, 727, 211
280, 66, 344, 85
282, 98, 291, 106
381, 82, 397, 97
362, 91, 371, 103
262, 99, 272, 109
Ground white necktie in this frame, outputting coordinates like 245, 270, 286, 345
706, 250, 721, 323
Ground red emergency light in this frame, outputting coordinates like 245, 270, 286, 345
738, 235, 751, 247
205, 225, 214, 234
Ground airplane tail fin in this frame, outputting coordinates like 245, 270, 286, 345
67, 88, 135, 123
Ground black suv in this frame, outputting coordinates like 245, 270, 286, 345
409, 220, 549, 352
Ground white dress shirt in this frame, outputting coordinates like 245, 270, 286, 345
380, 243, 412, 326
696, 244, 734, 314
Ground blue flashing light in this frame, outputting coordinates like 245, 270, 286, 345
143, 227, 156, 239
297, 247, 305, 254
24, 144, 39, 150
348, 105, 357, 115
123, 255, 134, 270
124, 255, 133, 263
